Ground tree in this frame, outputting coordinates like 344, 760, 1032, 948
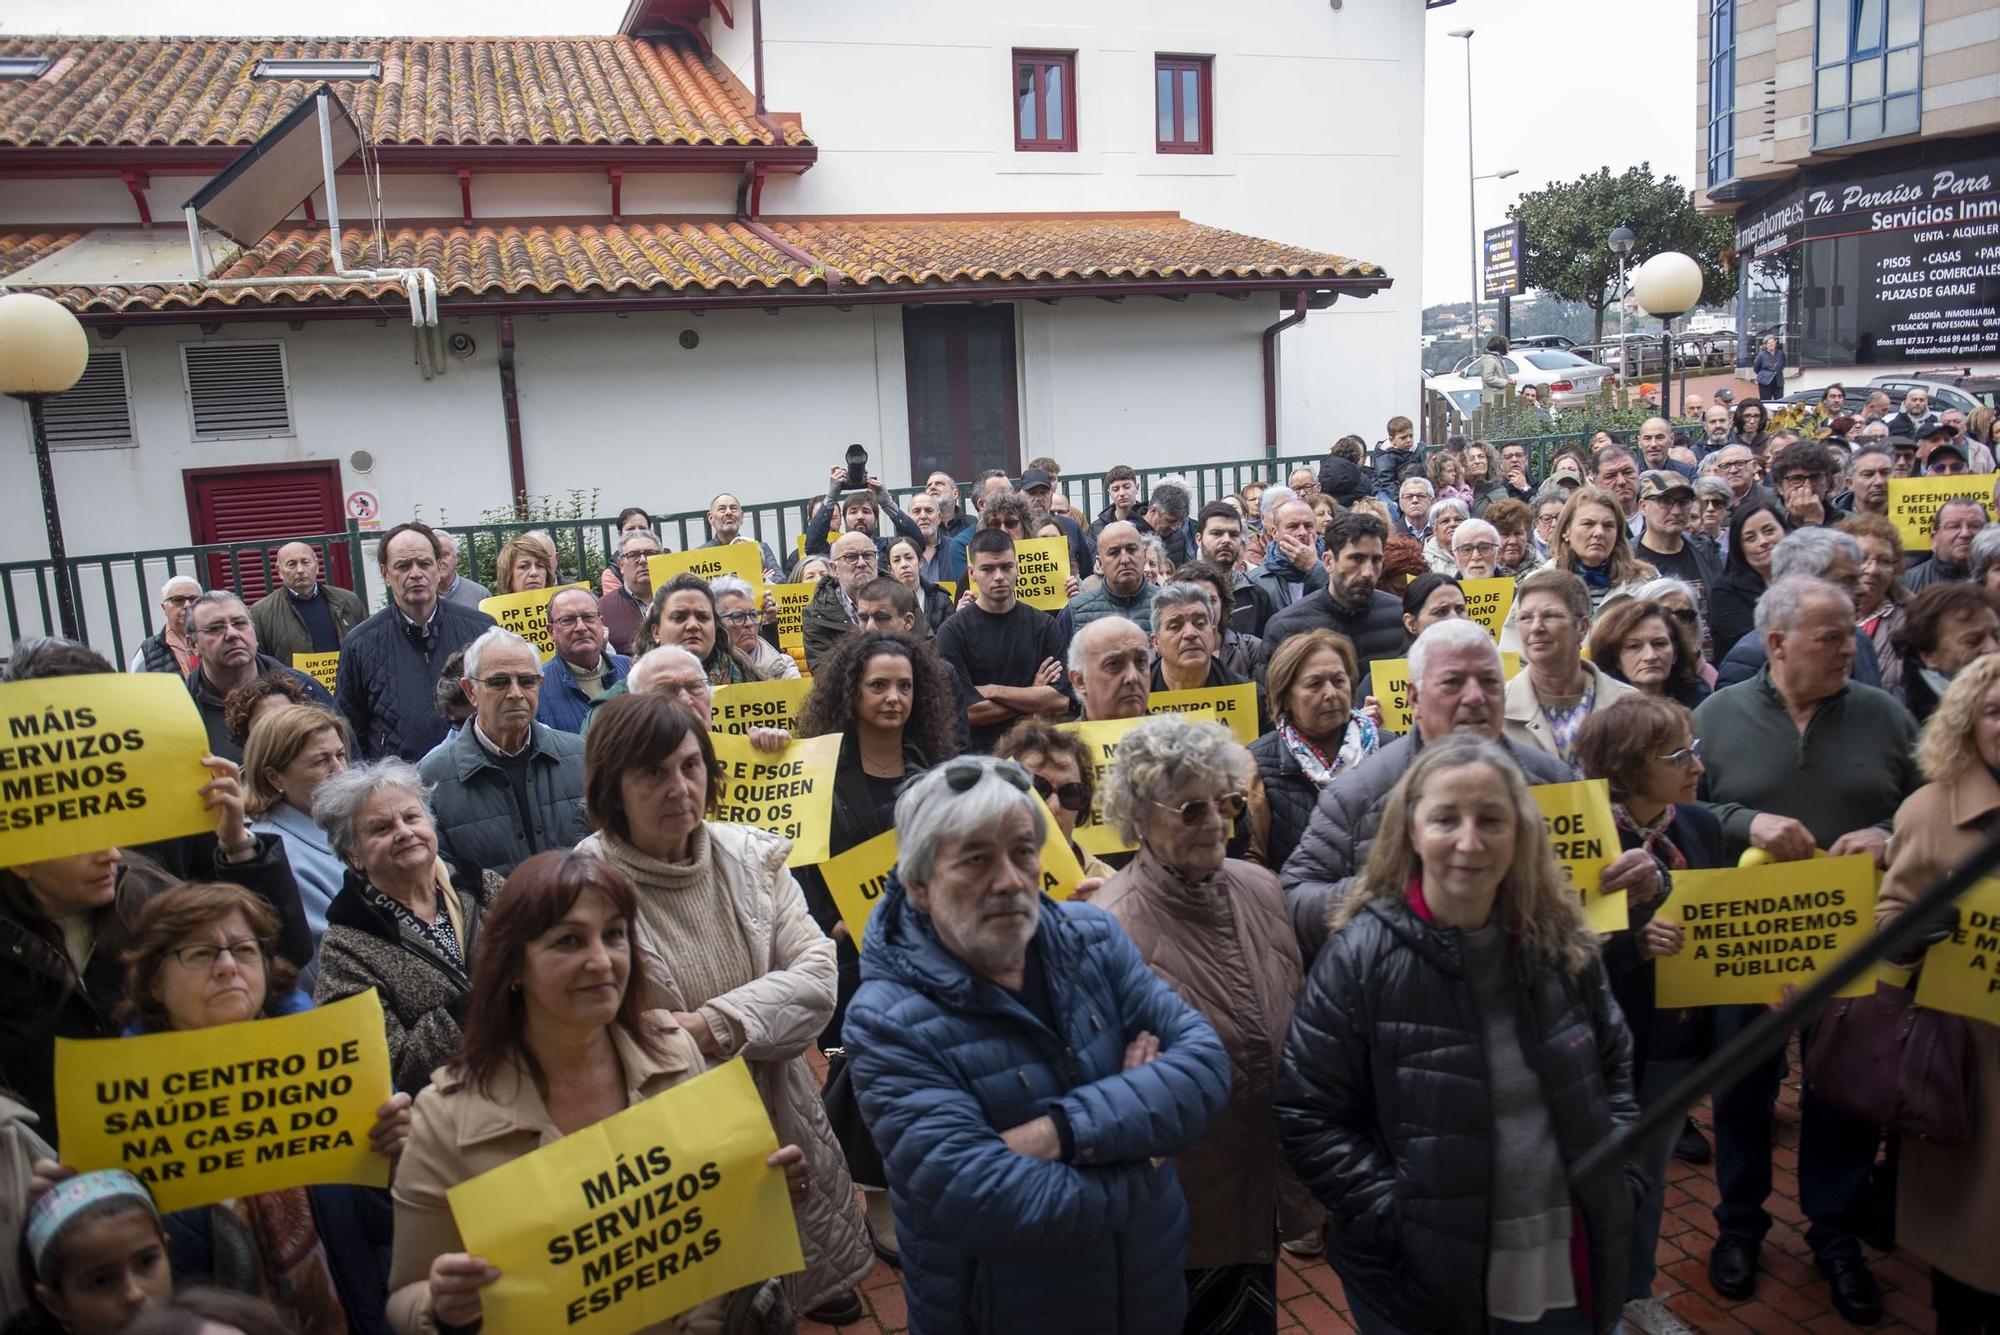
1511, 164, 1738, 347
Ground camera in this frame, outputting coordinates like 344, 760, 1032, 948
843, 444, 869, 493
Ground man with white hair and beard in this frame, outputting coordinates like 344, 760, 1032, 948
1278, 618, 1661, 959
844, 756, 1230, 1335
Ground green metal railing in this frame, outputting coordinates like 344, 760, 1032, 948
2, 439, 1651, 663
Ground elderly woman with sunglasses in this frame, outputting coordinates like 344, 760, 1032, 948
1094, 714, 1307, 1333
846, 756, 1228, 1335
995, 720, 1118, 884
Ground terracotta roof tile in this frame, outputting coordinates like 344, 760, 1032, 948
0, 216, 1387, 313
767, 215, 1385, 285
0, 35, 807, 148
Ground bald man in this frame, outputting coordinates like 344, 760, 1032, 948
1067, 616, 1151, 721
249, 540, 367, 665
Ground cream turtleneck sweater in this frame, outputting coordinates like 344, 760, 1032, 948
594, 823, 755, 1056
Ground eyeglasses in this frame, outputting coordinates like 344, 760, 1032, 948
163, 593, 198, 606
717, 611, 758, 626
169, 939, 265, 971
1454, 542, 1499, 556
942, 758, 1033, 794
476, 673, 543, 692
1658, 739, 1704, 768
550, 612, 601, 629
1152, 791, 1248, 826
619, 549, 661, 563
1030, 774, 1088, 812
835, 553, 878, 568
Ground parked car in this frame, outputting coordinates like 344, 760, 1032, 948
1867, 371, 2000, 416
1509, 334, 1578, 351
1449, 348, 1614, 407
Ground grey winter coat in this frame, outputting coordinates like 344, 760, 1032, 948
1278, 732, 1575, 960
1067, 579, 1160, 633
417, 722, 590, 876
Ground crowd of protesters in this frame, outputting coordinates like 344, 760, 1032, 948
3, 386, 1998, 1335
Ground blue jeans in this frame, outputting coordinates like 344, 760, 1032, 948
1708, 1005, 1880, 1261
1627, 1058, 1696, 1301
1346, 1291, 1597, 1334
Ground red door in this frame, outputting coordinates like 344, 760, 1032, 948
183, 461, 350, 601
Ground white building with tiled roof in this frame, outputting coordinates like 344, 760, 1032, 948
0, 0, 1426, 642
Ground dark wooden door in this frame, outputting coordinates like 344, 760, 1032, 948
904, 305, 1021, 482
183, 461, 349, 601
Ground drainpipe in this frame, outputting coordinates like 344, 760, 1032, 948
498, 315, 528, 515
1262, 290, 1310, 459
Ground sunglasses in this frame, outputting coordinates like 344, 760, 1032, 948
1030, 774, 1088, 812
1152, 791, 1248, 826
942, 759, 1033, 794
476, 673, 543, 692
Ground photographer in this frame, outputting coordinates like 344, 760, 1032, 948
805, 447, 925, 560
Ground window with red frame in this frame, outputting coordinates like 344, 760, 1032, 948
1013, 50, 1076, 152
1155, 55, 1212, 154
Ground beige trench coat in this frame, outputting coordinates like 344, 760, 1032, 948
579, 823, 873, 1312
386, 1014, 738, 1334
1878, 764, 2000, 1290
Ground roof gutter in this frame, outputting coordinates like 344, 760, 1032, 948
0, 143, 818, 178
61, 275, 1390, 325
1262, 290, 1310, 458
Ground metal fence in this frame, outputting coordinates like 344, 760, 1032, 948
3, 452, 1343, 663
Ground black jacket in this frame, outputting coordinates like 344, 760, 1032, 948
0, 835, 307, 1142
1706, 567, 1766, 667
1260, 589, 1407, 672
187, 653, 334, 762
1602, 804, 1724, 1085
1276, 897, 1643, 1335
1250, 730, 1318, 874
332, 601, 496, 761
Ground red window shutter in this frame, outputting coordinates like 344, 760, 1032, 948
184, 463, 346, 602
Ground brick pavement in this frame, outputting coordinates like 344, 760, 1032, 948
801, 1040, 1933, 1335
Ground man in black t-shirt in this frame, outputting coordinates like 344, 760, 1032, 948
934, 529, 1074, 751
1636, 470, 1721, 599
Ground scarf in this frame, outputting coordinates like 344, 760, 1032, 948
1263, 543, 1309, 585
1278, 712, 1379, 789
206, 1189, 348, 1335
1612, 802, 1688, 872
1572, 559, 1612, 589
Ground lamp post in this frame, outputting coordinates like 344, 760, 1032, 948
1633, 251, 1704, 420
1449, 28, 1479, 342
0, 293, 90, 640
1608, 226, 1635, 378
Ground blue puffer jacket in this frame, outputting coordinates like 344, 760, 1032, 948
846, 876, 1231, 1335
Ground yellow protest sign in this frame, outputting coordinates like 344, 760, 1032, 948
1059, 717, 1146, 857
1368, 653, 1521, 734
1914, 878, 2000, 1026
1530, 779, 1625, 933
937, 580, 957, 600
479, 583, 589, 663
1460, 578, 1516, 641
769, 582, 815, 657
646, 545, 767, 606
1887, 473, 1996, 552
821, 800, 1089, 945
0, 674, 214, 864
1013, 536, 1070, 611
448, 1058, 803, 1335
54, 992, 392, 1212
710, 679, 813, 737
1148, 683, 1258, 745
1654, 855, 1878, 1008
292, 651, 340, 695
708, 731, 840, 865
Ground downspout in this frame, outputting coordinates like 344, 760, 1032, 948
498, 314, 528, 515
1262, 290, 1310, 459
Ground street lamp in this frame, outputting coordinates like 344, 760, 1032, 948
1449, 28, 1479, 341
1633, 251, 1704, 419
0, 293, 90, 640
1608, 226, 1635, 375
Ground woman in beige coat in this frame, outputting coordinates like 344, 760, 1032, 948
388, 849, 808, 1334
578, 692, 873, 1324
1878, 653, 2000, 1332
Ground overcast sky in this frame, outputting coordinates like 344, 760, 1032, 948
9, 0, 1695, 308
